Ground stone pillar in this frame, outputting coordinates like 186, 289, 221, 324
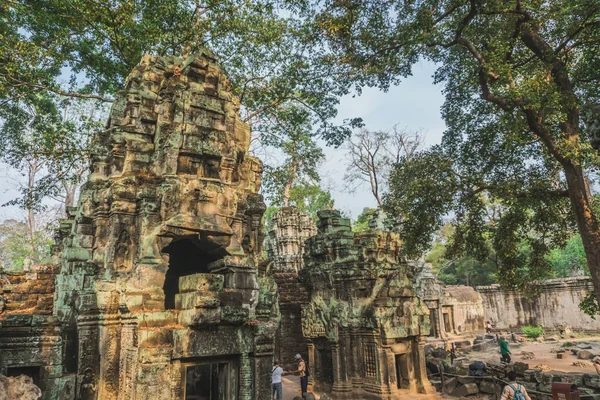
239, 352, 252, 400
414, 336, 435, 394
97, 314, 122, 399
307, 342, 315, 390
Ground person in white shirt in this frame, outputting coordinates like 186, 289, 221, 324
272, 360, 284, 400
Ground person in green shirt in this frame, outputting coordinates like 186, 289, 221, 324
499, 336, 511, 363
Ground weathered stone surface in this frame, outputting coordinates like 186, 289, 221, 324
513, 362, 530, 376
477, 277, 600, 333
583, 373, 600, 389
0, 375, 42, 400
47, 53, 276, 400
265, 208, 315, 364
479, 380, 497, 394
451, 383, 478, 397
578, 350, 595, 360
301, 210, 434, 397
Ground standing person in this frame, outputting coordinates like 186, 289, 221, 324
271, 360, 283, 400
500, 371, 531, 400
499, 336, 511, 364
291, 354, 308, 396
486, 321, 493, 334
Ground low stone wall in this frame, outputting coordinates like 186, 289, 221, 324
476, 277, 600, 332
431, 359, 600, 400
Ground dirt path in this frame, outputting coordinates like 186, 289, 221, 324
461, 336, 600, 373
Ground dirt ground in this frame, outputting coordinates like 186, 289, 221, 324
458, 336, 600, 373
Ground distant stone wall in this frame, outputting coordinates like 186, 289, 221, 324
476, 277, 600, 332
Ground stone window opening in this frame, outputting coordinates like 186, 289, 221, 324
7, 366, 41, 387
162, 236, 225, 310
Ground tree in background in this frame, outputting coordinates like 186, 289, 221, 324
344, 126, 422, 207
1, 0, 362, 216
310, 0, 600, 300
352, 208, 378, 232
0, 94, 106, 216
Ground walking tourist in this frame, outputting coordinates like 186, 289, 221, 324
499, 336, 511, 363
486, 321, 493, 334
500, 371, 531, 400
272, 360, 283, 400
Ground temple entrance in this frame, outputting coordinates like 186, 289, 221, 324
162, 236, 226, 309
313, 339, 334, 392
442, 306, 455, 334
395, 354, 409, 389
184, 361, 235, 400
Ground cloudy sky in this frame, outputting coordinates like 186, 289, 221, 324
0, 60, 446, 222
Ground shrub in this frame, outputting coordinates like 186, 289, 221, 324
522, 325, 544, 339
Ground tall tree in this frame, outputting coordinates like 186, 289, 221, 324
258, 105, 326, 207
309, 0, 600, 301
0, 94, 104, 216
344, 126, 422, 207
1, 0, 361, 209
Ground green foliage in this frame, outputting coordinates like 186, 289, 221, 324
426, 224, 497, 286
352, 208, 377, 232
263, 181, 334, 229
579, 291, 600, 319
548, 235, 588, 278
0, 219, 53, 271
0, 93, 105, 210
522, 325, 544, 340
309, 0, 600, 292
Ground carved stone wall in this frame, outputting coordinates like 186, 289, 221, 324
51, 52, 276, 400
477, 277, 600, 332
265, 207, 316, 367
301, 210, 434, 399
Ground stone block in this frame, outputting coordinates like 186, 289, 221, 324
479, 380, 497, 394
175, 292, 220, 309
444, 377, 457, 393
513, 362, 529, 376
178, 273, 224, 293
578, 350, 594, 360
178, 308, 221, 327
583, 373, 600, 389
451, 383, 478, 397
458, 376, 477, 384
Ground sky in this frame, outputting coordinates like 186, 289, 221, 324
0, 61, 446, 222
320, 60, 447, 218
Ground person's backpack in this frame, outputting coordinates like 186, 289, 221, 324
509, 383, 526, 400
304, 364, 310, 377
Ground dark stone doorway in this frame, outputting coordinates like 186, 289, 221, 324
185, 362, 230, 400
162, 236, 226, 309
7, 366, 41, 386
395, 353, 409, 389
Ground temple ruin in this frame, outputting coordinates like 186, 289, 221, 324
3, 51, 600, 400
300, 210, 435, 398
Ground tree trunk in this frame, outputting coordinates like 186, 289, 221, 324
26, 160, 38, 243
282, 158, 298, 207
563, 162, 600, 303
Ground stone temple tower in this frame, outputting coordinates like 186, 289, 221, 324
53, 51, 276, 400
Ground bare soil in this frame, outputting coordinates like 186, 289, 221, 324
459, 336, 600, 373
